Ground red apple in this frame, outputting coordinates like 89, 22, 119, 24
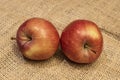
60, 20, 103, 63
16, 18, 59, 60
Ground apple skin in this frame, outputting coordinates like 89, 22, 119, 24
60, 20, 103, 63
16, 18, 59, 60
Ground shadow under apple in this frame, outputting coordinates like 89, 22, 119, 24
12, 42, 98, 69
12, 43, 66, 68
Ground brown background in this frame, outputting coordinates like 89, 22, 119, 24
0, 0, 120, 80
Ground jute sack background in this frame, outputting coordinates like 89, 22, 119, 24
0, 0, 120, 80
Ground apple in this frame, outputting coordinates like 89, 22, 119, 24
15, 18, 59, 60
60, 20, 103, 63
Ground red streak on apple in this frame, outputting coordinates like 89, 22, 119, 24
16, 18, 59, 60
61, 20, 103, 63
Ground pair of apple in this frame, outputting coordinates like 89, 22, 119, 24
14, 18, 103, 63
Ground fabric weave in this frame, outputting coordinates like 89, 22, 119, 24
0, 0, 120, 80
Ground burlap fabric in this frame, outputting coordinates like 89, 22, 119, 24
0, 0, 120, 80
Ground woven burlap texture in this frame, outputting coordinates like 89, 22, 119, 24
0, 0, 120, 80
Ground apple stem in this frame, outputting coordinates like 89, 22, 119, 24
90, 49, 96, 54
84, 44, 88, 48
84, 43, 96, 54
11, 37, 16, 40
